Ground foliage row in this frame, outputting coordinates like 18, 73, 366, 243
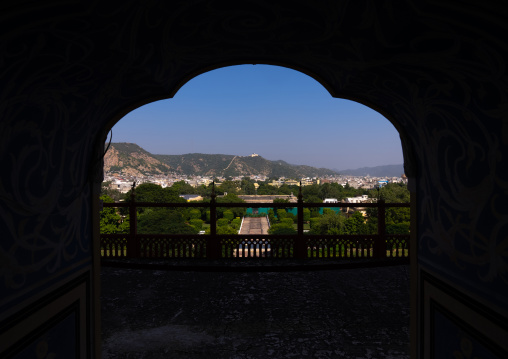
100, 180, 410, 235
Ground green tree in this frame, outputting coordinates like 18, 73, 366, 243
285, 212, 296, 223
343, 211, 368, 234
318, 182, 338, 200
380, 182, 410, 202
256, 182, 279, 195
309, 217, 321, 232
366, 183, 410, 234
330, 182, 347, 200
171, 180, 196, 194
277, 184, 297, 195
217, 218, 230, 227
216, 225, 238, 235
138, 209, 197, 234
216, 193, 246, 218
268, 209, 276, 225
281, 218, 294, 227
189, 209, 202, 220
304, 195, 322, 204
217, 180, 240, 195
99, 195, 129, 234
208, 215, 239, 234
223, 210, 234, 222
276, 209, 287, 221
310, 211, 346, 235
273, 198, 290, 204
231, 217, 242, 230
386, 222, 410, 234
268, 223, 297, 235
196, 183, 214, 198
189, 219, 203, 231
303, 208, 311, 222
310, 207, 320, 217
123, 183, 185, 215
240, 178, 256, 195
322, 208, 335, 216
302, 184, 320, 202
124, 183, 161, 202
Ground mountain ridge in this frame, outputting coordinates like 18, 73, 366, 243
104, 143, 172, 176
154, 152, 339, 178
105, 142, 403, 178
105, 143, 338, 177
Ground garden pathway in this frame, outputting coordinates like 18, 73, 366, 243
239, 217, 270, 235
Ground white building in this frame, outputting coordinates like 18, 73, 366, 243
344, 195, 369, 204
109, 181, 132, 194
323, 198, 339, 203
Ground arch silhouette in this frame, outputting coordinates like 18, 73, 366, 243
2, 2, 507, 358
98, 63, 417, 179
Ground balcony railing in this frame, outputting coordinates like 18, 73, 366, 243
100, 187, 410, 262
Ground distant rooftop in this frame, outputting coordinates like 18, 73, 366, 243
237, 195, 297, 203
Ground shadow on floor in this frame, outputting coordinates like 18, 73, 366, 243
101, 264, 410, 358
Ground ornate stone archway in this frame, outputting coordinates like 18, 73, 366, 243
1, 2, 507, 357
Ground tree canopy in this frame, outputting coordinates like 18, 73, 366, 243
99, 195, 129, 234
100, 180, 410, 236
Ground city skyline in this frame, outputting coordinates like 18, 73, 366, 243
112, 65, 403, 171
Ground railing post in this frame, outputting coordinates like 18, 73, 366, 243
128, 182, 139, 258
207, 182, 218, 259
376, 199, 386, 258
295, 182, 305, 259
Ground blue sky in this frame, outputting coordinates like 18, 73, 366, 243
112, 65, 403, 171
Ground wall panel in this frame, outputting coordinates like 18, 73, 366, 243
0, 271, 91, 359
421, 268, 508, 358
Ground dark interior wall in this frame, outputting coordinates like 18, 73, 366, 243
1, 1, 507, 357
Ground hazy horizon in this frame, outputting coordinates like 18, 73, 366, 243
109, 141, 403, 174
111, 65, 403, 170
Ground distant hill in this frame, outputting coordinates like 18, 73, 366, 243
105, 143, 338, 178
104, 143, 172, 176
154, 153, 338, 178
336, 164, 404, 177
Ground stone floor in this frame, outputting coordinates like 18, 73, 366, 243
101, 264, 410, 359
